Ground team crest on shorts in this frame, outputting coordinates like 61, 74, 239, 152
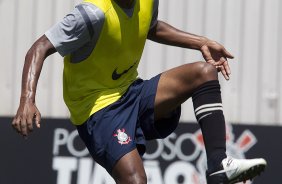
113, 128, 132, 145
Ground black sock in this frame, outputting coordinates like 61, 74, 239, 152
192, 80, 227, 170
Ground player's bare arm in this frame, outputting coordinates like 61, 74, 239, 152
147, 20, 234, 80
12, 35, 56, 138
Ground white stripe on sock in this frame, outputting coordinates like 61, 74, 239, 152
195, 103, 223, 113
196, 107, 223, 116
198, 112, 213, 121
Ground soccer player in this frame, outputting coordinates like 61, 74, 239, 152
12, 0, 266, 183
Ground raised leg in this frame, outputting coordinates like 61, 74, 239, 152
154, 61, 226, 168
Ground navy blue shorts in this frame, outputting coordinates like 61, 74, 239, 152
76, 74, 181, 173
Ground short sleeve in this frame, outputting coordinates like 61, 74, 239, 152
45, 4, 104, 57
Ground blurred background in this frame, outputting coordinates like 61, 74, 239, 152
0, 0, 281, 184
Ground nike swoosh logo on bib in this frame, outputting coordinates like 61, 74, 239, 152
112, 61, 137, 80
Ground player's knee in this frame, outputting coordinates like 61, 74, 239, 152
114, 170, 147, 184
123, 172, 147, 184
130, 171, 147, 184
194, 62, 218, 81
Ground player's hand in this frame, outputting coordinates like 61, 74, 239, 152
12, 98, 41, 138
200, 39, 234, 80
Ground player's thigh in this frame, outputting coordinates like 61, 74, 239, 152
154, 62, 217, 119
112, 149, 147, 184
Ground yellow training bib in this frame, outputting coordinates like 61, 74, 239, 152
63, 0, 154, 124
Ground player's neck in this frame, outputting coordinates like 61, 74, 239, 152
114, 0, 135, 9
